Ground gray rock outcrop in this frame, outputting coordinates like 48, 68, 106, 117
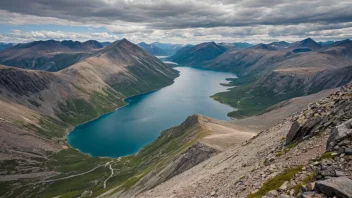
327, 118, 352, 151
285, 118, 322, 145
315, 177, 352, 198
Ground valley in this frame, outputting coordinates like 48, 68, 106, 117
67, 66, 236, 157
0, 37, 351, 198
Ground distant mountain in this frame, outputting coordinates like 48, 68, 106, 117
331, 39, 352, 47
0, 39, 104, 71
151, 42, 184, 55
0, 42, 15, 50
204, 38, 352, 118
101, 41, 112, 47
138, 42, 168, 56
292, 37, 321, 50
169, 41, 228, 66
218, 42, 253, 49
234, 42, 254, 49
319, 41, 334, 47
267, 41, 290, 49
250, 43, 278, 51
248, 38, 321, 52
61, 40, 103, 50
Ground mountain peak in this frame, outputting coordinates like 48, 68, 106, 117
297, 37, 321, 49
120, 38, 130, 43
98, 38, 145, 59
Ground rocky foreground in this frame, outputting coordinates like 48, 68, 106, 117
138, 83, 352, 198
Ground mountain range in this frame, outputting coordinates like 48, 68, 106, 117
0, 39, 178, 196
0, 37, 352, 198
168, 41, 228, 65
202, 38, 352, 117
0, 42, 15, 50
0, 40, 105, 71
137, 42, 184, 56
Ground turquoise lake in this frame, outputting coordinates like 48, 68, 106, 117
67, 67, 236, 157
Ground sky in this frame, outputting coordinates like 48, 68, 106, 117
0, 0, 351, 44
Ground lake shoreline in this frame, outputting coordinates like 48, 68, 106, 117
66, 66, 237, 158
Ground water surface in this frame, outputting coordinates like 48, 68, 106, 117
67, 67, 236, 157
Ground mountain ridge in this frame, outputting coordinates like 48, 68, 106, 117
0, 39, 106, 71
0, 39, 179, 197
169, 41, 228, 66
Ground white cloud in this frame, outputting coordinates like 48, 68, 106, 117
0, 0, 351, 44
1, 30, 120, 43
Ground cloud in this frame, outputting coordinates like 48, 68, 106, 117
1, 30, 119, 43
0, 0, 351, 43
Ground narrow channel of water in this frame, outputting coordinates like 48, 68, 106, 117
67, 67, 236, 157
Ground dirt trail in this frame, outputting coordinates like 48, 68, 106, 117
103, 162, 114, 189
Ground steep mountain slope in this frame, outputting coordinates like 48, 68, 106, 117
0, 38, 178, 126
292, 37, 321, 50
139, 83, 352, 198
0, 38, 179, 197
205, 38, 352, 118
169, 41, 228, 66
0, 39, 105, 71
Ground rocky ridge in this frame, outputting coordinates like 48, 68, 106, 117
138, 83, 352, 198
247, 83, 352, 198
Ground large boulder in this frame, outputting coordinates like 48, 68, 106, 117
285, 118, 322, 145
326, 118, 352, 151
315, 177, 352, 198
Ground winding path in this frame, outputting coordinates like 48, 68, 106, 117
103, 162, 114, 189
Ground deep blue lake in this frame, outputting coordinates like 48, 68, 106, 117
67, 67, 236, 157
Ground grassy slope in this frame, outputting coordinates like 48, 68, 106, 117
0, 116, 208, 198
212, 75, 305, 118
0, 60, 179, 197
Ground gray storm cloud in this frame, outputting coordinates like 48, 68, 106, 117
0, 0, 351, 43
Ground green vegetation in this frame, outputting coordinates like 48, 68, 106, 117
24, 116, 67, 139
247, 165, 303, 198
0, 160, 19, 172
37, 167, 108, 198
290, 171, 316, 195
275, 143, 298, 158
56, 88, 125, 125
314, 152, 333, 161
47, 148, 109, 174
275, 151, 283, 157
111, 70, 176, 97
56, 98, 100, 125
0, 182, 11, 197
14, 117, 207, 198
286, 142, 298, 149
211, 73, 307, 118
